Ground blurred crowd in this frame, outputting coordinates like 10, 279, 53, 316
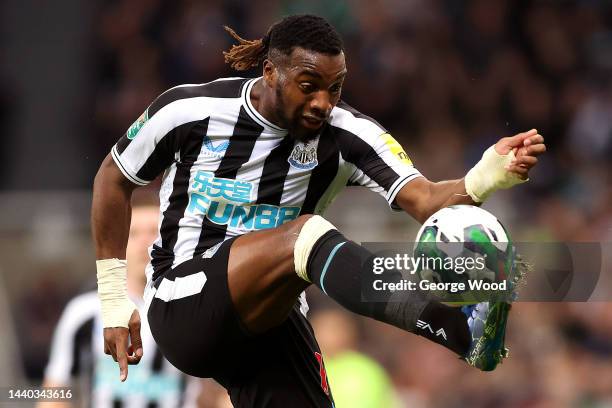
91, 0, 612, 242
5, 0, 612, 407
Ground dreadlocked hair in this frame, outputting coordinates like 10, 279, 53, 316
222, 26, 267, 71
223, 14, 344, 71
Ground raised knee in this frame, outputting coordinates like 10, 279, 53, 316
279, 214, 333, 241
282, 214, 315, 235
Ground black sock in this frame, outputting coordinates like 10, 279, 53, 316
307, 230, 384, 319
414, 302, 471, 355
307, 230, 470, 356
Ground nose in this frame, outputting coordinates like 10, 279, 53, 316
310, 90, 332, 118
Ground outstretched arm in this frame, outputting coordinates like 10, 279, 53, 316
396, 129, 546, 223
92, 154, 143, 382
396, 177, 474, 223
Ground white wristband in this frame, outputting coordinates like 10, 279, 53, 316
464, 145, 528, 203
96, 258, 137, 328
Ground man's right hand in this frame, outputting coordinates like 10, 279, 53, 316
103, 309, 143, 382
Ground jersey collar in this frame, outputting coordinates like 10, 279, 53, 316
242, 77, 288, 134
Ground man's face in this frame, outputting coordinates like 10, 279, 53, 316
266, 47, 347, 142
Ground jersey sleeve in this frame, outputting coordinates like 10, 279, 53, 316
111, 87, 211, 185
44, 292, 97, 385
333, 105, 423, 210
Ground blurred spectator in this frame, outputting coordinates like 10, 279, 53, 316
37, 199, 205, 407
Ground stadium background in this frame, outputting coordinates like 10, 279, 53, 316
0, 0, 611, 406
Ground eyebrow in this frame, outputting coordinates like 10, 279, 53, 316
297, 69, 323, 79
297, 69, 347, 81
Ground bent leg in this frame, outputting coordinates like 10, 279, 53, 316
306, 229, 471, 355
227, 215, 313, 333
227, 214, 470, 356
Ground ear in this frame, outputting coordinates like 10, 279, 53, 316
262, 59, 277, 87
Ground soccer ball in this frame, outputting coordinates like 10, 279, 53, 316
413, 205, 515, 297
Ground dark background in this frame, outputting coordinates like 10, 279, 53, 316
0, 1, 611, 406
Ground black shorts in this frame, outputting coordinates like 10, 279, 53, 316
146, 238, 335, 408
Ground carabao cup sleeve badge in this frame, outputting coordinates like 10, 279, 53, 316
127, 109, 149, 140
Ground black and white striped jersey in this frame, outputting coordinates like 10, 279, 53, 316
111, 77, 422, 279
44, 291, 198, 408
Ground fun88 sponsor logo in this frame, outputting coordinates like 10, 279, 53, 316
187, 170, 301, 230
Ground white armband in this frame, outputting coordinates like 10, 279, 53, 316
464, 145, 528, 203
96, 259, 137, 328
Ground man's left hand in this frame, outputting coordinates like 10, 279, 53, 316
495, 129, 546, 179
